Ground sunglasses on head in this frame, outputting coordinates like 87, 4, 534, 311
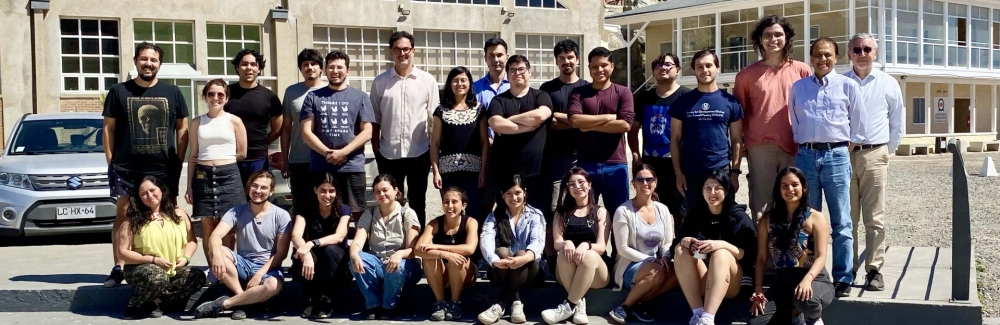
852, 46, 873, 55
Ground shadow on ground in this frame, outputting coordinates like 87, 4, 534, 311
0, 233, 110, 247
9, 274, 106, 285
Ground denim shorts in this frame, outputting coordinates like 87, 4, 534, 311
622, 261, 645, 289
191, 163, 246, 219
231, 249, 284, 285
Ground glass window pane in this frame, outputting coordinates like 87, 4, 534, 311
100, 20, 119, 37
134, 21, 153, 41
175, 23, 193, 43
207, 24, 223, 40
102, 57, 118, 74
244, 25, 260, 42
208, 60, 225, 75
428, 32, 441, 47
84, 77, 99, 91
61, 19, 79, 36
82, 38, 100, 55
104, 77, 118, 89
222, 24, 239, 40
442, 32, 456, 48
101, 39, 119, 56
62, 57, 80, 73
64, 77, 79, 91
245, 42, 260, 52
347, 28, 363, 43
226, 42, 243, 58
153, 22, 172, 42
61, 38, 80, 55
161, 47, 174, 63
82, 57, 100, 73
206, 42, 223, 58
313, 27, 329, 43
379, 29, 392, 46
81, 20, 100, 36
175, 44, 194, 64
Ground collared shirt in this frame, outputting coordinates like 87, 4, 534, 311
734, 60, 813, 155
790, 70, 867, 144
370, 66, 440, 159
473, 74, 510, 139
357, 202, 421, 259
844, 68, 905, 152
480, 205, 546, 265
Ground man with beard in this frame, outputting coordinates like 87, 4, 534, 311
629, 52, 691, 233
370, 31, 440, 226
567, 47, 634, 216
735, 15, 812, 221
471, 37, 509, 218
102, 42, 189, 287
300, 51, 375, 220
226, 49, 283, 187
196, 171, 291, 320
281, 49, 327, 213
538, 39, 588, 220
669, 49, 744, 211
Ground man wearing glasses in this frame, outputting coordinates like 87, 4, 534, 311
844, 33, 902, 292
486, 55, 553, 204
734, 15, 812, 221
567, 47, 635, 213
370, 31, 440, 226
628, 52, 691, 233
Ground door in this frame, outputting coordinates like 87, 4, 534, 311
954, 98, 971, 133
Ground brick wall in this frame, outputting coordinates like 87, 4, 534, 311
60, 98, 103, 113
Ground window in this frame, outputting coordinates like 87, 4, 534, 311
681, 14, 716, 76
659, 42, 674, 56
515, 34, 582, 86
313, 27, 394, 92
971, 6, 990, 68
133, 21, 194, 65
160, 79, 195, 116
923, 0, 946, 66
10, 119, 105, 156
414, 31, 497, 86
206, 24, 262, 76
764, 3, 805, 62
994, 9, 1000, 69
414, 0, 500, 4
894, 0, 919, 65
60, 18, 120, 93
912, 97, 926, 124
947, 3, 968, 67
515, 0, 565, 8
720, 9, 757, 73
810, 0, 850, 65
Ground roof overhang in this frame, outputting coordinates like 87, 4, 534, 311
607, 0, 801, 26
128, 63, 200, 80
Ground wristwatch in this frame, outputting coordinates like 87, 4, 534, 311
311, 239, 321, 247
731, 168, 743, 175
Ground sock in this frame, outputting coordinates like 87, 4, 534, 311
692, 307, 703, 317
622, 305, 632, 314
112, 265, 122, 271
567, 300, 577, 309
701, 312, 716, 323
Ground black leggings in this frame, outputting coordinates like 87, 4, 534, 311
291, 244, 351, 300
487, 248, 540, 307
750, 268, 835, 325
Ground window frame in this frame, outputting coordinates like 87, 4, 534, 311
312, 26, 396, 92
514, 0, 566, 9
59, 18, 121, 94
133, 20, 195, 65
206, 23, 263, 76
912, 97, 927, 124
514, 33, 583, 87
414, 30, 498, 88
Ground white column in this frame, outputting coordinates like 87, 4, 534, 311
918, 0, 924, 66
849, 0, 856, 37
967, 5, 973, 69
715, 12, 722, 59
944, 3, 949, 67
901, 79, 908, 135
971, 84, 977, 133
992, 83, 998, 132
925, 82, 932, 134
804, 0, 811, 47
948, 83, 955, 134
675, 17, 682, 56
891, 0, 897, 64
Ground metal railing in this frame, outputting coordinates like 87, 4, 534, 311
948, 138, 971, 301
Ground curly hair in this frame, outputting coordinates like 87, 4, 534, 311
231, 48, 266, 72
126, 176, 181, 236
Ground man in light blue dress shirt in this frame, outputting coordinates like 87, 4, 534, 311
844, 33, 904, 292
789, 37, 867, 298
473, 37, 510, 220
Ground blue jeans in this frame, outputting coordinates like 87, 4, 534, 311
796, 146, 854, 284
577, 163, 630, 211
349, 252, 423, 310
230, 249, 284, 286
237, 159, 269, 189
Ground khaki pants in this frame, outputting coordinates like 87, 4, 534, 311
850, 145, 888, 273
747, 143, 797, 220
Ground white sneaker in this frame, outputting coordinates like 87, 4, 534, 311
477, 304, 504, 324
572, 298, 588, 324
792, 314, 806, 325
541, 301, 574, 324
511, 300, 526, 323
809, 318, 825, 325
697, 318, 714, 325
689, 313, 702, 325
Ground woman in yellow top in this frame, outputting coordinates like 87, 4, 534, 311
116, 176, 205, 319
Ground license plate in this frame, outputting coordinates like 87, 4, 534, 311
56, 205, 96, 220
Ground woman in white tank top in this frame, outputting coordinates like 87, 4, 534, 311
185, 79, 248, 266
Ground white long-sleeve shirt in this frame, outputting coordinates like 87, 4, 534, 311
844, 68, 905, 152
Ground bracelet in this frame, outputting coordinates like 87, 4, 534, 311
182, 255, 191, 262
151, 256, 156, 264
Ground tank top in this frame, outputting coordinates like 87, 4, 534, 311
432, 215, 469, 245
197, 113, 237, 161
563, 214, 598, 244
132, 216, 188, 276
768, 209, 816, 269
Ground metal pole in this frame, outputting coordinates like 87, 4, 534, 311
948, 138, 971, 301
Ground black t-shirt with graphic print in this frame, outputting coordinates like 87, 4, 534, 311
103, 79, 189, 174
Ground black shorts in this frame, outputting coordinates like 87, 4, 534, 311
311, 172, 367, 214
109, 165, 180, 200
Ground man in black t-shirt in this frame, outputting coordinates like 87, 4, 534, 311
102, 42, 190, 287
628, 53, 691, 231
487, 55, 553, 205
225, 49, 283, 186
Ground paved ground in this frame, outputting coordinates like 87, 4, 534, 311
0, 312, 628, 324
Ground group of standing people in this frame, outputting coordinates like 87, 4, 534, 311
97, 12, 902, 325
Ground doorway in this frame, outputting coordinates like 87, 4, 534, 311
955, 98, 971, 133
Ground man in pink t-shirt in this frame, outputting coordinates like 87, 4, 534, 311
734, 15, 812, 220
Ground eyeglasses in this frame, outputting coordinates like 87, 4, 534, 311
567, 180, 588, 189
762, 32, 786, 40
633, 177, 657, 184
206, 92, 226, 99
702, 185, 726, 193
508, 67, 529, 75
391, 47, 414, 55
852, 46, 874, 55
654, 63, 675, 70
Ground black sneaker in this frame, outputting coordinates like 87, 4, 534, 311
447, 301, 463, 320
835, 282, 852, 297
300, 304, 315, 318
866, 270, 885, 291
630, 303, 655, 323
123, 305, 148, 320
148, 303, 163, 318
315, 296, 334, 319
104, 266, 124, 288
381, 307, 399, 320
230, 309, 247, 320
365, 307, 383, 320
193, 295, 228, 319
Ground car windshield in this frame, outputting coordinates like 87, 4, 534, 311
9, 119, 104, 155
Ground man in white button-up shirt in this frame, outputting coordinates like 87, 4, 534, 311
844, 33, 903, 292
370, 31, 441, 226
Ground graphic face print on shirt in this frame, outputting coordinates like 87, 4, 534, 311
649, 111, 668, 135
127, 97, 169, 154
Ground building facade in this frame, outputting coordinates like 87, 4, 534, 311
0, 0, 605, 146
608, 0, 1000, 148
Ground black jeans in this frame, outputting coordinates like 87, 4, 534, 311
288, 162, 314, 216
375, 151, 431, 226
644, 156, 685, 235
487, 248, 540, 307
290, 244, 351, 300
750, 268, 835, 325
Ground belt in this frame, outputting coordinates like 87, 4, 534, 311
852, 143, 886, 152
800, 142, 849, 151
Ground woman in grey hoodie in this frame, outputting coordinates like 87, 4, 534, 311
607, 164, 677, 324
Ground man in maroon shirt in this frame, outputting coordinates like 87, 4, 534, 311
567, 47, 635, 211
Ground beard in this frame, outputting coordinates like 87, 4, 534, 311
137, 65, 158, 81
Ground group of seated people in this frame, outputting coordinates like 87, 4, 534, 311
116, 165, 833, 325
